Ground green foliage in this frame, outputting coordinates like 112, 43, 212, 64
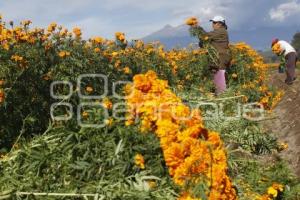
0, 121, 179, 199
0, 20, 298, 199
230, 158, 300, 200
291, 32, 300, 58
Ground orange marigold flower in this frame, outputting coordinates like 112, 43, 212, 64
73, 27, 82, 37
125, 71, 237, 199
185, 17, 198, 26
94, 47, 101, 53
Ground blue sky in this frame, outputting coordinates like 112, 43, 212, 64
1, 0, 300, 39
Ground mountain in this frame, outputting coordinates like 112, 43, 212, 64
142, 24, 300, 50
142, 24, 196, 49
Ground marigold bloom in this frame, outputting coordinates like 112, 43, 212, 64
85, 86, 93, 93
134, 154, 145, 169
58, 51, 70, 58
102, 98, 113, 109
11, 55, 23, 62
185, 17, 198, 26
115, 32, 126, 42
82, 111, 89, 118
94, 47, 100, 53
125, 71, 237, 199
104, 118, 114, 126
73, 27, 82, 37
123, 66, 131, 74
272, 43, 282, 55
92, 36, 104, 44
47, 22, 57, 32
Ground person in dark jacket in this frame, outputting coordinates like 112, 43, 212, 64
198, 16, 232, 95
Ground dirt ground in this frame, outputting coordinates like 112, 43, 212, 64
263, 70, 300, 178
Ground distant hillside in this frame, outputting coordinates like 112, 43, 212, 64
142, 24, 300, 50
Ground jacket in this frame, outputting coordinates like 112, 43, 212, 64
200, 27, 232, 69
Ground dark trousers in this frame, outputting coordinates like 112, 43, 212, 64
285, 52, 297, 82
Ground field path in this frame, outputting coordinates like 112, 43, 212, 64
263, 70, 300, 178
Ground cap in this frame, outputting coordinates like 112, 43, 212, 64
210, 16, 226, 23
271, 38, 279, 47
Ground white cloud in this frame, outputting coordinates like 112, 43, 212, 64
269, 0, 300, 22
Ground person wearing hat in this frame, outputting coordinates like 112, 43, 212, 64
271, 38, 297, 85
197, 16, 232, 95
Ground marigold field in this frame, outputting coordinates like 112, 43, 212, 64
0, 16, 300, 200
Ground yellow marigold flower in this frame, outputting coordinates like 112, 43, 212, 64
125, 119, 134, 126
111, 52, 118, 57
92, 36, 104, 44
21, 20, 32, 26
58, 51, 70, 58
178, 192, 202, 200
232, 73, 238, 78
272, 183, 284, 192
58, 51, 65, 57
85, 86, 93, 93
185, 17, 198, 26
59, 28, 68, 37
104, 118, 114, 126
134, 154, 145, 169
272, 43, 282, 55
123, 66, 131, 74
73, 27, 82, 37
11, 55, 23, 62
2, 43, 10, 51
102, 98, 113, 109
47, 22, 57, 32
267, 186, 278, 198
115, 32, 126, 42
82, 111, 89, 118
134, 40, 144, 48
147, 180, 156, 189
140, 118, 152, 133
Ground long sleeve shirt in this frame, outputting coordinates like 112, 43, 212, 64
198, 26, 232, 69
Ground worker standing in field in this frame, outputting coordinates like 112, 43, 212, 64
196, 16, 232, 95
272, 39, 298, 85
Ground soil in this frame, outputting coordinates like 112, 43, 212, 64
263, 70, 300, 178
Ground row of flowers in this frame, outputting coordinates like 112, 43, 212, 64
1, 16, 283, 111
126, 71, 237, 200
0, 16, 286, 199
128, 71, 286, 200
